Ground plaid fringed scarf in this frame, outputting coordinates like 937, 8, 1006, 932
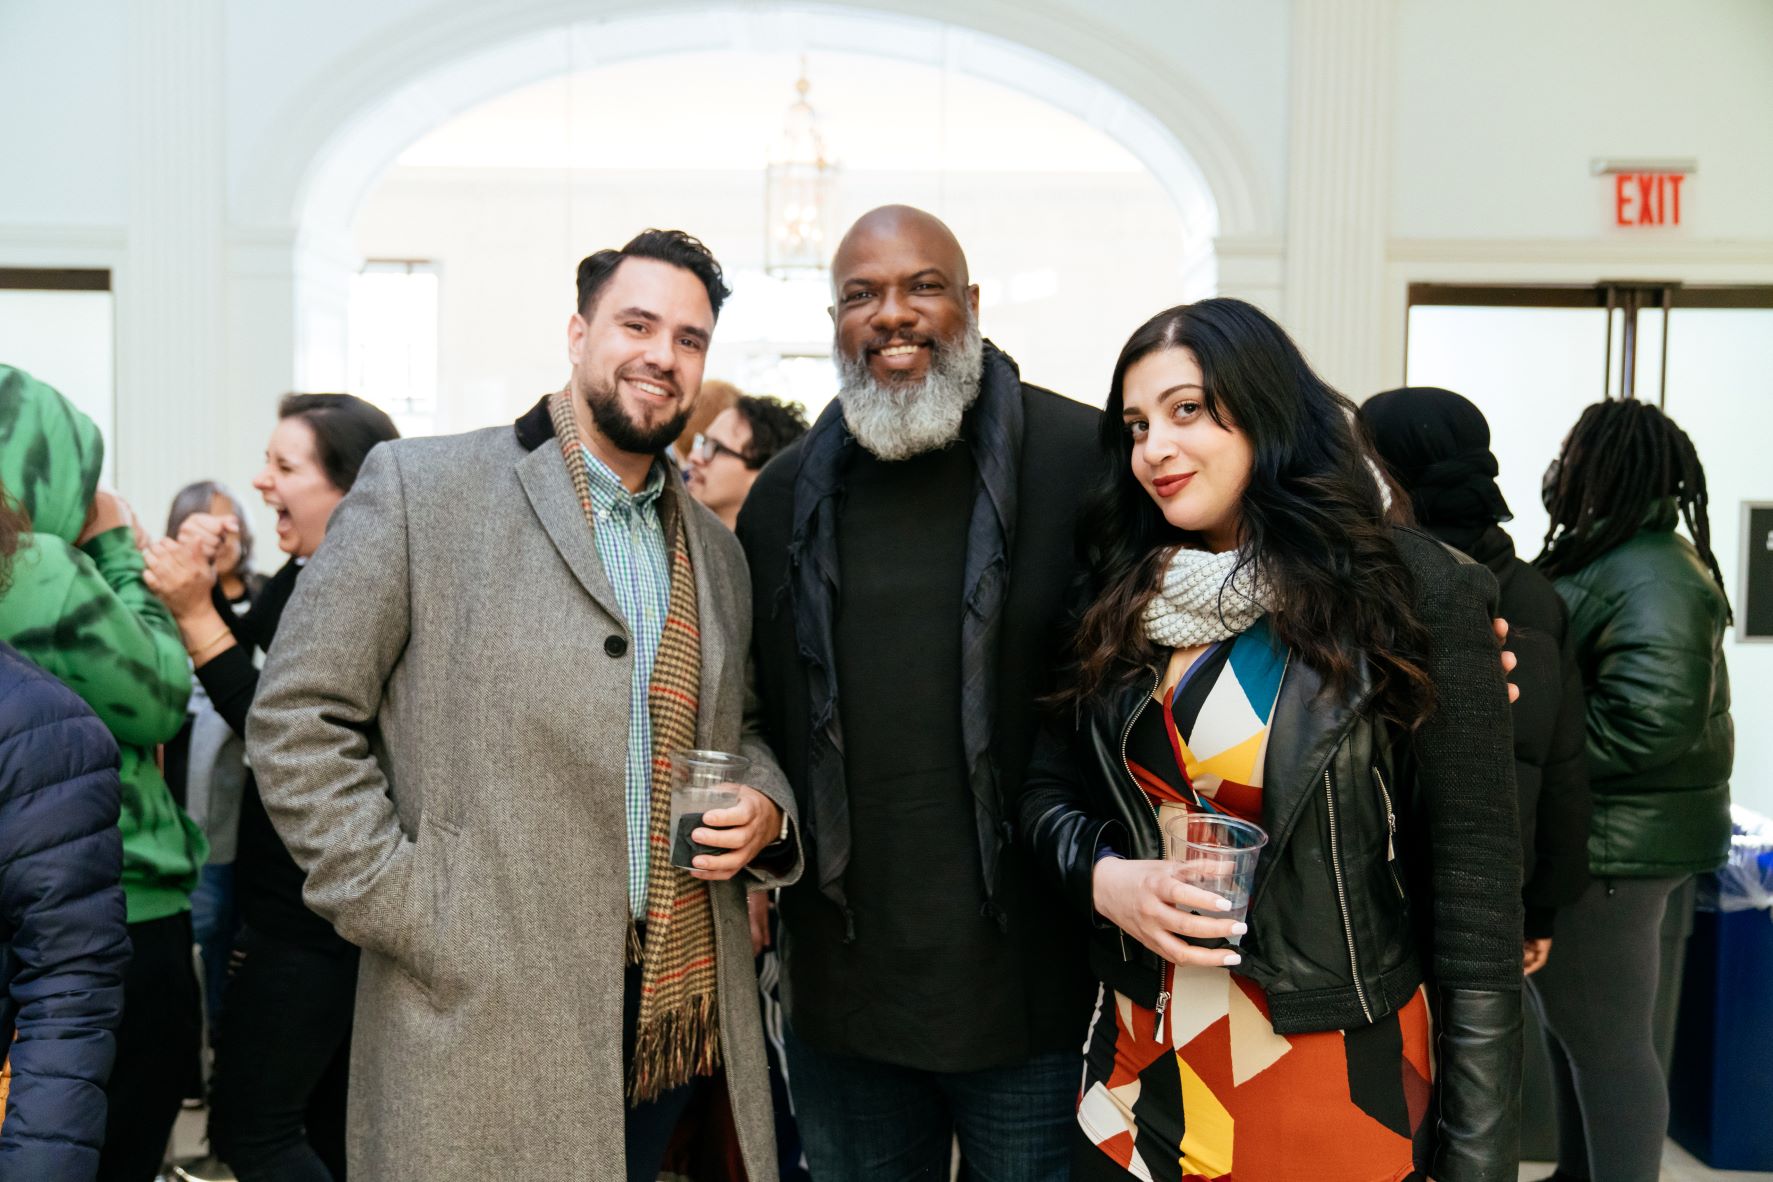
549, 390, 721, 1103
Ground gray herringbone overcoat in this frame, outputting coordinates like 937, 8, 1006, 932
246, 421, 798, 1181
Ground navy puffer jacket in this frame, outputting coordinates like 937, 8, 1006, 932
0, 640, 130, 1181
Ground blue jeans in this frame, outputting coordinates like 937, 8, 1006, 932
190, 862, 238, 1042
783, 1028, 1075, 1182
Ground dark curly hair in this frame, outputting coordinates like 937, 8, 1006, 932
576, 229, 731, 322
731, 394, 810, 469
1055, 298, 1436, 731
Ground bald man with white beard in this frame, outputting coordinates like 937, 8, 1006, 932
735, 206, 1101, 1181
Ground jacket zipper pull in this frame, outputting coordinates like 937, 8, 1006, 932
1386, 811, 1396, 863
1153, 961, 1172, 1044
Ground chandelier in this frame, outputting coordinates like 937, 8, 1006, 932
764, 58, 839, 277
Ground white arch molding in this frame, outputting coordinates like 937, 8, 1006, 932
227, 0, 1277, 385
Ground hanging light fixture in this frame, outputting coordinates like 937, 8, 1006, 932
764, 57, 839, 277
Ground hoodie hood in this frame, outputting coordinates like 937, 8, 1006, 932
0, 364, 105, 544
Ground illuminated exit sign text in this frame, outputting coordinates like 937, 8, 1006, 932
1615, 173, 1684, 227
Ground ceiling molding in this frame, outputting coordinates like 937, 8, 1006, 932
232, 0, 1273, 243
1388, 237, 1773, 268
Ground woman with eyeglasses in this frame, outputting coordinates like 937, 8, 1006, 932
685, 393, 810, 530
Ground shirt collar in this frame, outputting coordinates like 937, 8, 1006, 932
578, 444, 668, 518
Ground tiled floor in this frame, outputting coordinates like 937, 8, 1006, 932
1520, 1145, 1773, 1181
175, 1107, 1773, 1182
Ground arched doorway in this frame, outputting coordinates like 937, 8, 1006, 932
230, 3, 1273, 398
346, 46, 1199, 432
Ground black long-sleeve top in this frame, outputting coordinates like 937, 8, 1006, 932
1440, 525, 1591, 938
199, 560, 347, 950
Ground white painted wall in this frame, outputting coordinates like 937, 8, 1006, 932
1393, 0, 1773, 242
0, 0, 129, 226
1, 0, 1769, 811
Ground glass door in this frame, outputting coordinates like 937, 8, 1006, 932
1403, 283, 1773, 818
0, 268, 116, 486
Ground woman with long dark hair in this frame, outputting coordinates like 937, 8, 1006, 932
145, 393, 399, 1182
1528, 399, 1732, 1182
1021, 299, 1521, 1181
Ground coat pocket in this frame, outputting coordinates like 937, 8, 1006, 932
402, 811, 463, 1004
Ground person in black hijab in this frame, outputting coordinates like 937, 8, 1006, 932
1362, 386, 1591, 963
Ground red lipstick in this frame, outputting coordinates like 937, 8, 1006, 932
1152, 472, 1194, 498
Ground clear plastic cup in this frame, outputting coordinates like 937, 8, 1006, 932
668, 749, 751, 869
1161, 812, 1268, 944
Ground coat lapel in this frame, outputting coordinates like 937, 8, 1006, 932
669, 478, 728, 742
1254, 658, 1372, 901
515, 442, 626, 627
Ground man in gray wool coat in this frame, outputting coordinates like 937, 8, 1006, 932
247, 229, 800, 1182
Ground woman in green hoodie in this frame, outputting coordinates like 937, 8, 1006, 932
0, 364, 206, 1181
1530, 397, 1733, 1182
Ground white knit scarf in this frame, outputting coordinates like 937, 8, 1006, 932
1141, 547, 1275, 648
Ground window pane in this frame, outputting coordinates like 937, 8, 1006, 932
0, 288, 116, 485
1662, 307, 1773, 816
348, 264, 439, 437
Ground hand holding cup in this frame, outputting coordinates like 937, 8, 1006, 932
1092, 857, 1247, 967
667, 750, 782, 882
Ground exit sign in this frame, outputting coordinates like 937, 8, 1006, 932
1593, 158, 1695, 229
1615, 173, 1685, 226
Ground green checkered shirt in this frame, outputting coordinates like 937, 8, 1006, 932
579, 447, 672, 914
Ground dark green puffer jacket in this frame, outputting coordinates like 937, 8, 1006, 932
1553, 502, 1732, 878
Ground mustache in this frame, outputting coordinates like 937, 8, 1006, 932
860, 332, 937, 354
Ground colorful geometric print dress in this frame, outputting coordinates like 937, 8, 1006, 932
1076, 618, 1435, 1182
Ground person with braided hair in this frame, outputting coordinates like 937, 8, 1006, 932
1528, 397, 1733, 1182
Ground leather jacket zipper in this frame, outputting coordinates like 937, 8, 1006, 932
1373, 765, 1405, 900
1119, 671, 1172, 1042
1323, 769, 1374, 1023
1120, 670, 1162, 836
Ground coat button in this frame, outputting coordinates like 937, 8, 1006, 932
604, 635, 628, 658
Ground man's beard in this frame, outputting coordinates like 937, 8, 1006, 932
834, 312, 985, 461
577, 365, 691, 456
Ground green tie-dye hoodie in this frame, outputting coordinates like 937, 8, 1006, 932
0, 364, 204, 922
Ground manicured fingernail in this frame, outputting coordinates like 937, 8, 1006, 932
1222, 953, 1241, 966
1231, 922, 1248, 935
1211, 897, 1233, 910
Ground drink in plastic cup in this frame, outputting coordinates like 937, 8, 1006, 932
1161, 812, 1268, 945
668, 750, 751, 869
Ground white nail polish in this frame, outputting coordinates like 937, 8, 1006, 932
1231, 922, 1248, 935
1223, 953, 1241, 966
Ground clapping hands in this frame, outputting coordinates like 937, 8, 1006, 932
143, 512, 239, 620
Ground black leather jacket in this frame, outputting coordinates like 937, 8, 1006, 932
1020, 528, 1524, 1182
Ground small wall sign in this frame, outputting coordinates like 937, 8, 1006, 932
1592, 158, 1696, 230
1614, 172, 1685, 226
1742, 502, 1773, 643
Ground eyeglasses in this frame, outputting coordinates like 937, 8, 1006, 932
690, 433, 754, 467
